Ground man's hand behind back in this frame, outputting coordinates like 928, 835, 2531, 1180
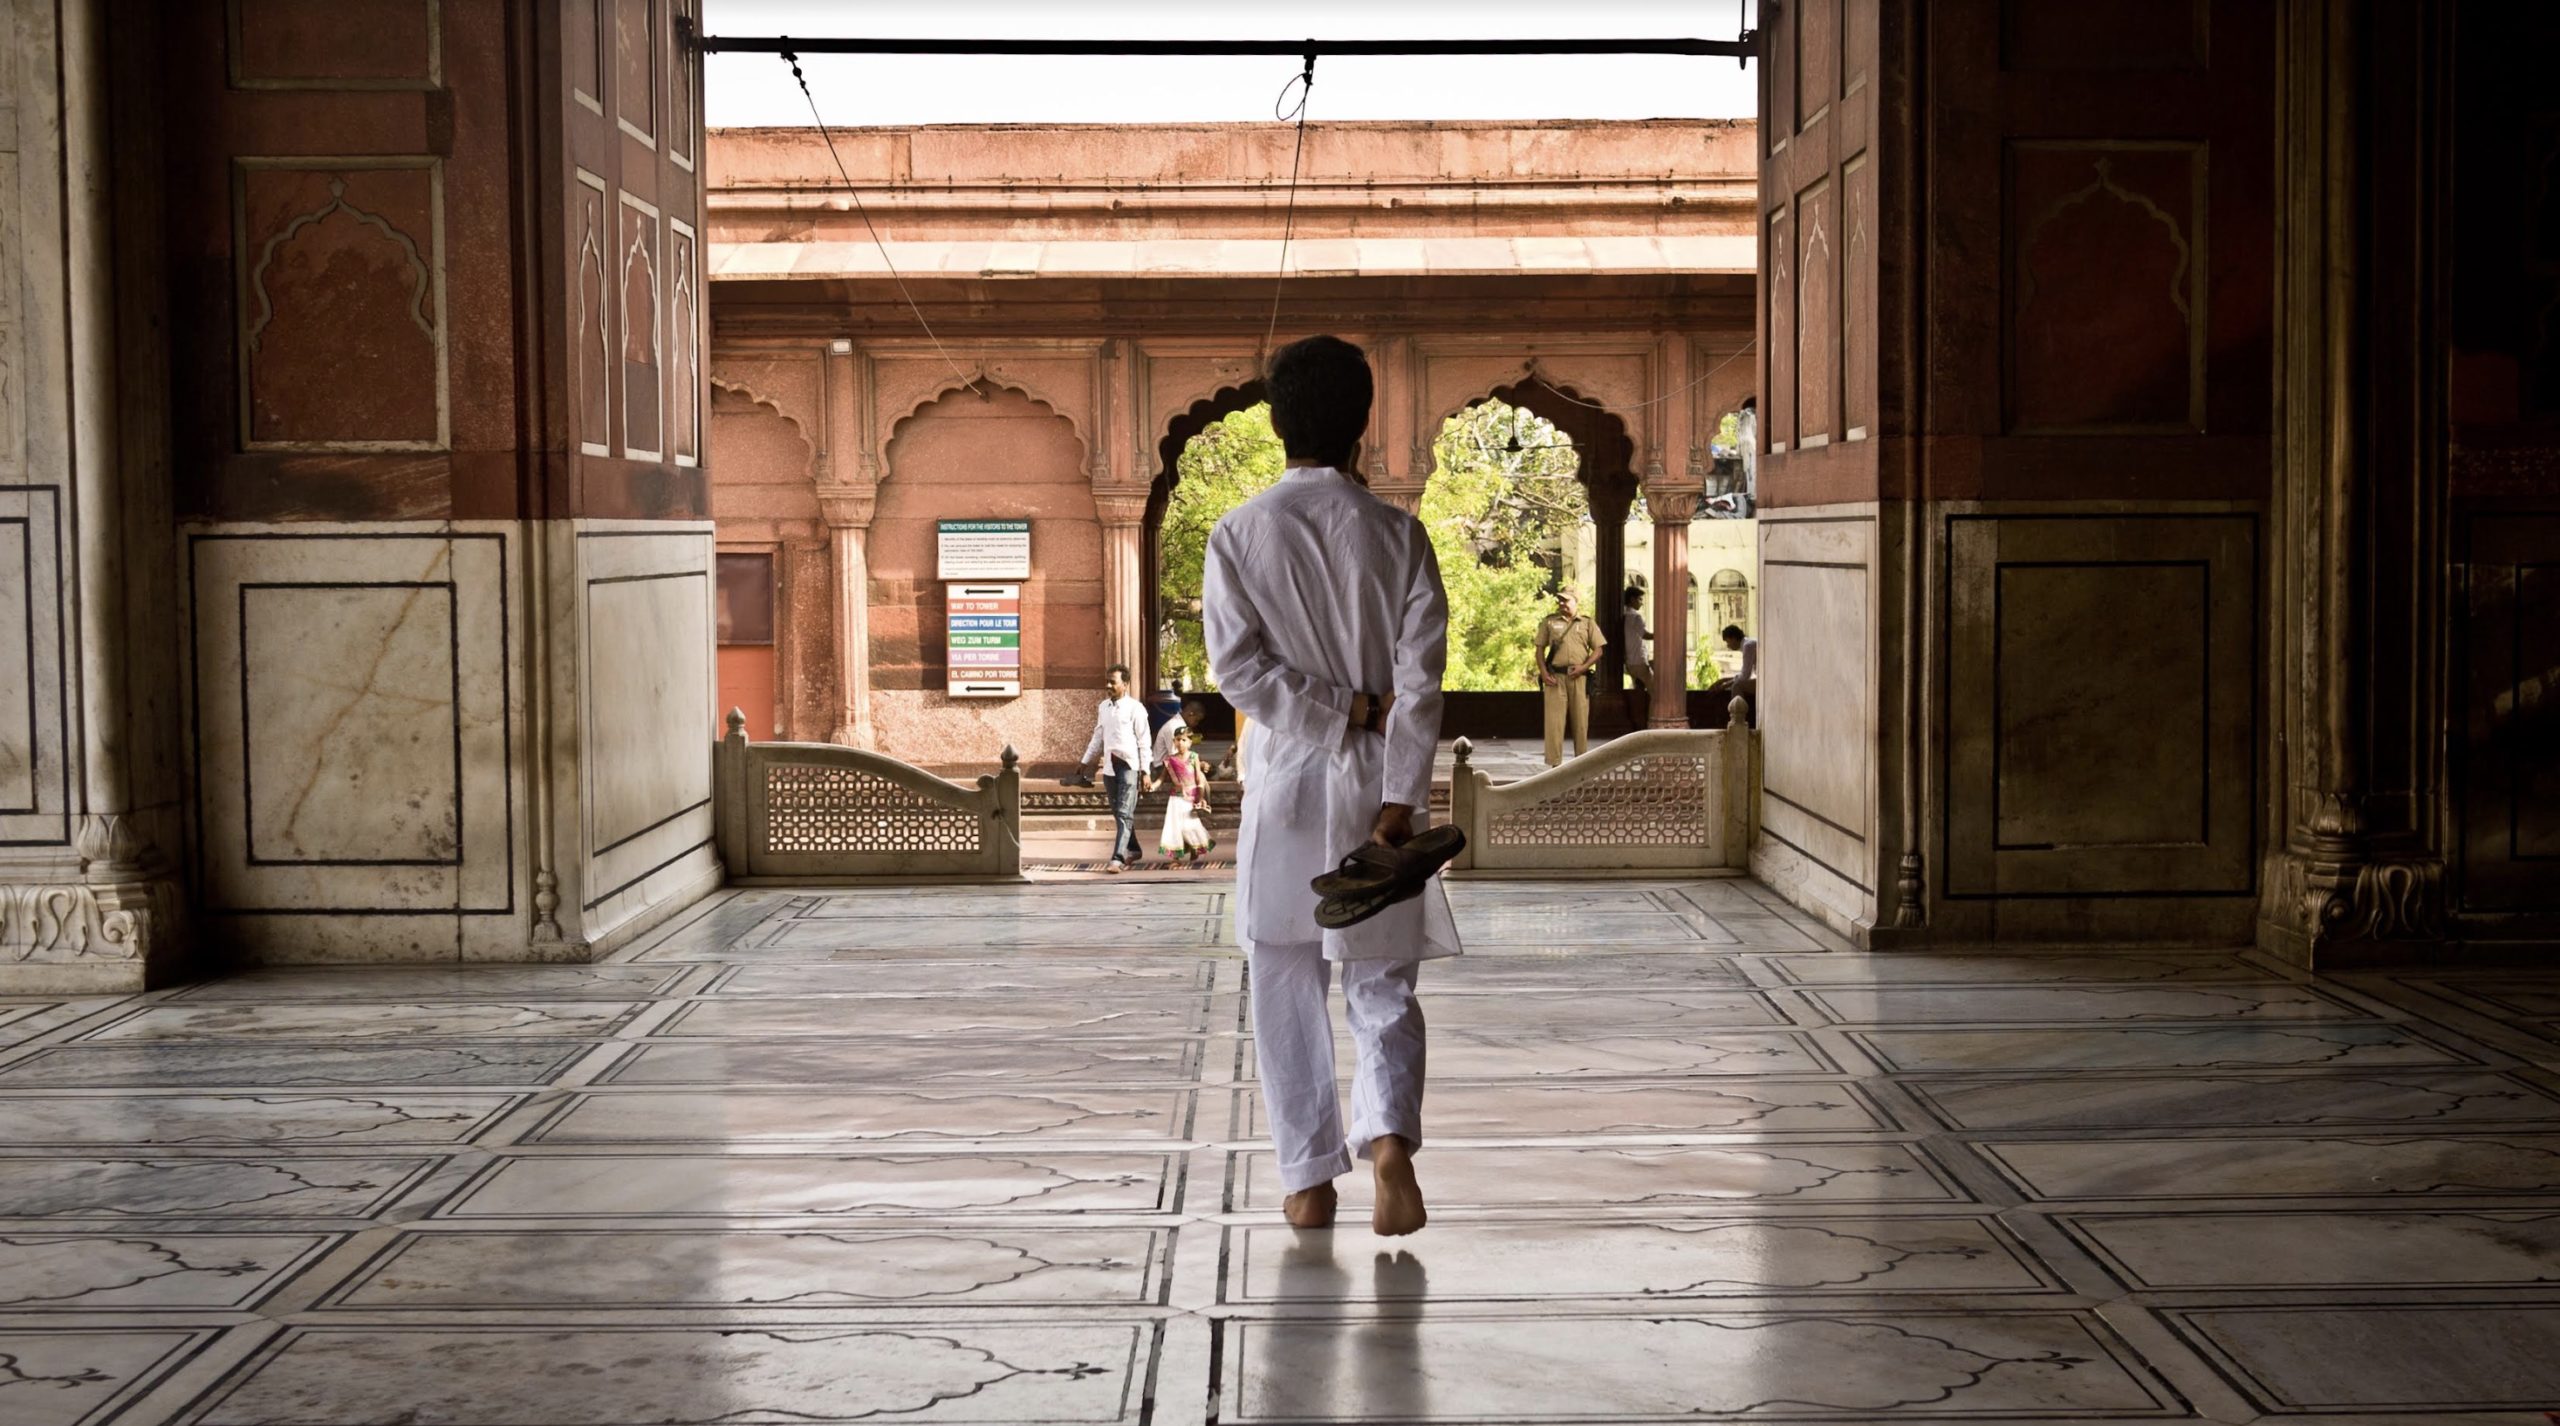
1370, 803, 1415, 848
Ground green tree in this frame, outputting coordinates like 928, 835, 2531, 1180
1424, 400, 1587, 689
1158, 404, 1284, 689
1152, 397, 1587, 692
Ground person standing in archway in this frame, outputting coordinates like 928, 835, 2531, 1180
1619, 584, 1653, 730
1536, 588, 1605, 765
1203, 334, 1455, 1238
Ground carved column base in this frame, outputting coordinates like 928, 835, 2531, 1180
2260, 844, 2447, 967
0, 866, 188, 992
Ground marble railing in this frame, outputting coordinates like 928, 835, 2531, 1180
1448, 706, 1757, 872
714, 712, 1023, 881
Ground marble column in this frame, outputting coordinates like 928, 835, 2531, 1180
1648, 491, 1701, 729
820, 492, 877, 748
1097, 494, 1148, 680
0, 0, 187, 989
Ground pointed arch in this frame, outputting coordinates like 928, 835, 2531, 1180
1146, 380, 1269, 690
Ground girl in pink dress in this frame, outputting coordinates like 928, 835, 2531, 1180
1156, 728, 1217, 867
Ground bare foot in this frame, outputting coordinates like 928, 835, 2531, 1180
1283, 1183, 1337, 1229
1370, 1135, 1427, 1237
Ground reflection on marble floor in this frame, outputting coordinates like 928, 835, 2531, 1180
2, 876, 2556, 1424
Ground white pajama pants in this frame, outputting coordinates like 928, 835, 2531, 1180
1247, 939, 1425, 1192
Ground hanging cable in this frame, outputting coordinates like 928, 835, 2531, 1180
1257, 47, 1317, 373
781, 44, 976, 393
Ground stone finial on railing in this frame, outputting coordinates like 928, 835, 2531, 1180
1453, 737, 1473, 771
1000, 744, 1019, 771
725, 708, 747, 740
1728, 695, 1749, 730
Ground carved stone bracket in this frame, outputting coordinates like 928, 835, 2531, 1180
1093, 492, 1150, 528
815, 484, 878, 529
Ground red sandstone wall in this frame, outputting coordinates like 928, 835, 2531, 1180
872, 390, 1102, 695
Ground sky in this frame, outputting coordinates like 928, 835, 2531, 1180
703, 1, 1758, 128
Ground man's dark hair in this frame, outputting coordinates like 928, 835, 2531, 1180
1266, 335, 1373, 468
1623, 586, 1645, 608
1107, 662, 1132, 682
1722, 624, 1745, 641
1181, 697, 1208, 715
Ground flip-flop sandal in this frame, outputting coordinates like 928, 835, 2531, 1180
1310, 825, 1466, 898
1310, 827, 1467, 930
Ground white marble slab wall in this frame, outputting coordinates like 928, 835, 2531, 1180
565, 520, 721, 957
1753, 505, 1882, 938
180, 523, 526, 963
174, 519, 722, 966
1936, 503, 2259, 944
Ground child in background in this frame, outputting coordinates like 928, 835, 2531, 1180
1156, 727, 1217, 867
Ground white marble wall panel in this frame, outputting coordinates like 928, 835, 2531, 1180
1754, 508, 1878, 930
0, 485, 67, 845
1944, 511, 2255, 898
184, 527, 516, 948
572, 522, 717, 949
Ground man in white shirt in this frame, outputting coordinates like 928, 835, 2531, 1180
1204, 334, 1455, 1237
1709, 624, 1759, 726
1619, 584, 1652, 729
1077, 664, 1153, 872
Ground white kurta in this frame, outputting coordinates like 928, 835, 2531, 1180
1203, 466, 1462, 963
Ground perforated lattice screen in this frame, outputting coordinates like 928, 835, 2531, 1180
761, 765, 981, 855
1484, 755, 1712, 847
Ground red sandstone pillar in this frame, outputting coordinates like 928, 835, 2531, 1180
820, 492, 876, 747
1096, 494, 1148, 682
1648, 492, 1699, 728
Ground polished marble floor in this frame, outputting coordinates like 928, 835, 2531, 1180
3, 878, 2558, 1423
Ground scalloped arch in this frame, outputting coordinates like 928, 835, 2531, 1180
885, 372, 1089, 466
1424, 375, 1637, 484
707, 373, 807, 443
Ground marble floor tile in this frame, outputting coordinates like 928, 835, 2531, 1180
0, 1232, 335, 1309
436, 1152, 1181, 1218
1976, 1133, 2560, 1201
792, 889, 1222, 917
758, 915, 1216, 951
1223, 1311, 2184, 1421
1452, 910, 1734, 946
1423, 954, 1751, 990
80, 1001, 646, 1041
2161, 1303, 2560, 1413
0, 1156, 443, 1220
708, 960, 1214, 995
599, 1036, 1206, 1086
2057, 1208, 2560, 1288
1341, 1030, 1838, 1079
321, 1226, 1168, 1308
1232, 1079, 1890, 1140
1425, 989, 1791, 1033
1851, 1022, 2473, 1072
1906, 1070, 2560, 1130
189, 1323, 1152, 1425
0, 1091, 516, 1146
654, 994, 1217, 1039
518, 1087, 1194, 1145
159, 965, 685, 1000
1760, 952, 2270, 985
0, 1329, 220, 1426
1228, 1216, 2056, 1301
1804, 983, 2373, 1024
0, 1040, 595, 1088
1231, 1142, 1966, 1213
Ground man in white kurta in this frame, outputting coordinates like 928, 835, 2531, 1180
1202, 334, 1458, 1236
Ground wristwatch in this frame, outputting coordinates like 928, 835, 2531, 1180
1353, 691, 1387, 733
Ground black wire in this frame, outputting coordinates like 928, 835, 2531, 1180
1258, 49, 1316, 373
781, 44, 975, 393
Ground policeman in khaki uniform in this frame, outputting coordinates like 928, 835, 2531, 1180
1534, 588, 1605, 766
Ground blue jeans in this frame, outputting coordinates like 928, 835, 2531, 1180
1102, 762, 1143, 863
